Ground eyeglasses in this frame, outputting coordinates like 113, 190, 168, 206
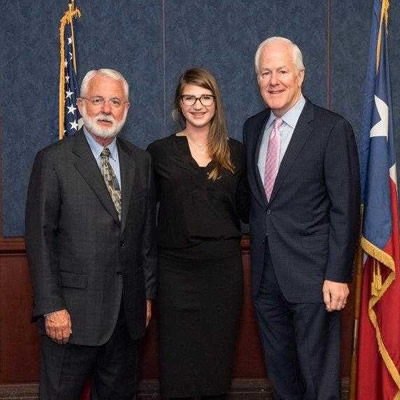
180, 94, 215, 107
80, 96, 127, 109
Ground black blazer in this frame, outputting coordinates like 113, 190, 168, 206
147, 135, 247, 248
243, 99, 360, 302
25, 130, 157, 345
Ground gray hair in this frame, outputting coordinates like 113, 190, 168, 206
254, 36, 305, 74
80, 69, 129, 100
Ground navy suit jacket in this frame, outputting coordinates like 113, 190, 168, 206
243, 99, 360, 302
25, 130, 157, 345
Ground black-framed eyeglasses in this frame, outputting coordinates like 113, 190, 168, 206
80, 96, 127, 109
180, 94, 215, 107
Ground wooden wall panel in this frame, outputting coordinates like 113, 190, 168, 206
233, 242, 266, 377
0, 239, 40, 383
0, 237, 354, 385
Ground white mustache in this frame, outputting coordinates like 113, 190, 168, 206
95, 114, 116, 124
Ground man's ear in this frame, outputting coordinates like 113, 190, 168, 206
76, 98, 84, 114
297, 69, 305, 87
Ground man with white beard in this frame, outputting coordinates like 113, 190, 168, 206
25, 69, 157, 400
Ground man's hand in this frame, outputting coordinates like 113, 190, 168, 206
146, 300, 152, 328
322, 280, 349, 312
45, 309, 72, 344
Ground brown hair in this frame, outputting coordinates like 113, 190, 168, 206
173, 67, 234, 180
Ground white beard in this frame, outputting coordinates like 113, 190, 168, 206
81, 107, 128, 139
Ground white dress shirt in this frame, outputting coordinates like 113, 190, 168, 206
257, 95, 306, 185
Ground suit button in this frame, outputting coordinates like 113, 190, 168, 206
120, 240, 126, 247
116, 271, 122, 277
266, 210, 271, 215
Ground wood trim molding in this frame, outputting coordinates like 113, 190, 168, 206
0, 237, 25, 255
0, 236, 250, 255
0, 378, 350, 400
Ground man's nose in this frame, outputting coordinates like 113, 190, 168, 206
101, 100, 112, 114
270, 72, 278, 85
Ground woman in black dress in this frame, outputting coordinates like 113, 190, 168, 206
147, 68, 248, 400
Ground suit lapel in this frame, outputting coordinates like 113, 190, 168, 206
269, 100, 315, 203
117, 139, 136, 233
250, 110, 270, 207
72, 130, 120, 225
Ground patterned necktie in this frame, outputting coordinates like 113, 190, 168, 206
100, 148, 122, 220
264, 118, 282, 201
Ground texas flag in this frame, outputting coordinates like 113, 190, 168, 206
355, 0, 400, 399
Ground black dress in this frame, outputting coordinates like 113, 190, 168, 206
147, 134, 247, 397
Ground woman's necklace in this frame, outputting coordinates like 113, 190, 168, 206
186, 135, 209, 153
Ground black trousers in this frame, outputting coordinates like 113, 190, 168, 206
254, 251, 341, 400
39, 304, 139, 400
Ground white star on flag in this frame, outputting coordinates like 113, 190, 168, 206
370, 95, 389, 139
69, 120, 79, 131
66, 90, 73, 99
67, 104, 76, 115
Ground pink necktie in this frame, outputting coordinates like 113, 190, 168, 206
264, 118, 282, 201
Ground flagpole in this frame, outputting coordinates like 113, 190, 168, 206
349, 216, 363, 400
58, 11, 66, 140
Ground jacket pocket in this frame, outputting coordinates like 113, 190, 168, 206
59, 270, 88, 289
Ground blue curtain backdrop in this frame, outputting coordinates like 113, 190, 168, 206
1, 0, 400, 236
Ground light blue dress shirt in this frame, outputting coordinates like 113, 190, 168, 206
83, 127, 122, 189
257, 95, 306, 185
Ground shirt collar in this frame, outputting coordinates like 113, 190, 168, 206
266, 94, 306, 130
83, 126, 118, 161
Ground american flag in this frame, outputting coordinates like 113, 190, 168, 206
62, 21, 81, 137
51, 4, 81, 141
353, 0, 400, 399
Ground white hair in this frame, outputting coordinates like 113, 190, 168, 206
80, 68, 129, 100
254, 36, 305, 74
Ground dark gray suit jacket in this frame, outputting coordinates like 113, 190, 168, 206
25, 130, 157, 345
243, 99, 360, 302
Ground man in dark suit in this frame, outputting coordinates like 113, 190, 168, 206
25, 68, 157, 400
243, 37, 360, 399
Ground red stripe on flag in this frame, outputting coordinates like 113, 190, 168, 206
356, 180, 400, 399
